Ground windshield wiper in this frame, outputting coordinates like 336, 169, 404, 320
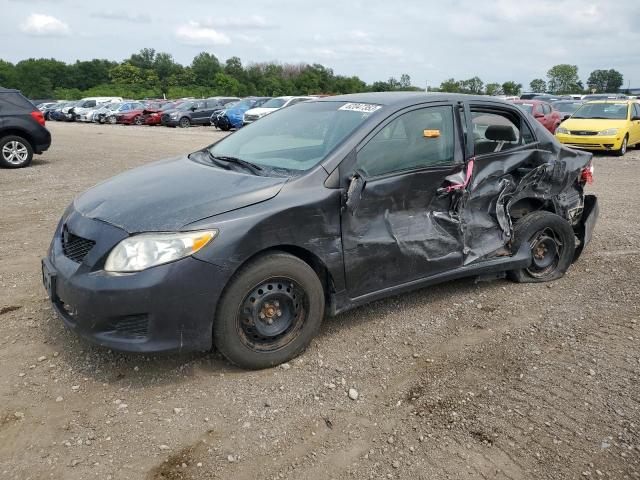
207, 151, 263, 174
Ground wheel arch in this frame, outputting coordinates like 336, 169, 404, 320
508, 196, 557, 222
0, 128, 35, 147
222, 245, 336, 311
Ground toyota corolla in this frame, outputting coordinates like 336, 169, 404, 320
43, 93, 598, 369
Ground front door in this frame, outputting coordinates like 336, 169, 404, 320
340, 103, 465, 298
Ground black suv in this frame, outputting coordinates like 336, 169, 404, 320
0, 87, 51, 168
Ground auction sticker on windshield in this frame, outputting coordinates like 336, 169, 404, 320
339, 103, 382, 113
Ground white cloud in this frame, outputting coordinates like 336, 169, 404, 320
20, 13, 70, 36
208, 15, 271, 29
175, 21, 231, 46
91, 11, 151, 23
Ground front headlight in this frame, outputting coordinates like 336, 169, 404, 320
170, 113, 179, 119
556, 127, 570, 135
105, 230, 217, 273
598, 128, 618, 136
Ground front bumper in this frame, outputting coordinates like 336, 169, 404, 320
42, 211, 226, 353
163, 118, 180, 127
556, 133, 624, 151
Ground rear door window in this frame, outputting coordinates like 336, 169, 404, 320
471, 108, 534, 155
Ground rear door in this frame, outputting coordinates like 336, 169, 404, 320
340, 102, 465, 298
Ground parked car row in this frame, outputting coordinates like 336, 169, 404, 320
36, 95, 323, 131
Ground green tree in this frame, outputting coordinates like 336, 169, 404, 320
0, 60, 15, 87
485, 83, 502, 96
212, 72, 240, 95
439, 78, 461, 93
191, 52, 221, 87
529, 78, 547, 93
128, 48, 156, 70
547, 64, 580, 94
501, 81, 522, 96
586, 69, 623, 93
459, 76, 484, 94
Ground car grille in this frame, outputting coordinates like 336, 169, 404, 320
570, 130, 598, 136
244, 114, 259, 122
109, 314, 149, 339
61, 227, 95, 263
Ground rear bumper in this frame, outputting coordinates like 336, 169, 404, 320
32, 126, 51, 154
573, 194, 599, 261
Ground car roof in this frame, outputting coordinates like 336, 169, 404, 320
584, 100, 632, 104
512, 99, 547, 104
315, 92, 498, 107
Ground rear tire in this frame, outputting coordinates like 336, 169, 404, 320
133, 115, 143, 125
508, 211, 575, 283
0, 135, 33, 168
614, 135, 628, 156
214, 252, 324, 369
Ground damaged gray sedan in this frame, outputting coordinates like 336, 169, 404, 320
43, 93, 597, 369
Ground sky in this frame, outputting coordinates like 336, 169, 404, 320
1, 0, 639, 89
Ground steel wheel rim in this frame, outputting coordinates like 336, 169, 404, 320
526, 227, 563, 278
2, 141, 28, 165
236, 277, 308, 352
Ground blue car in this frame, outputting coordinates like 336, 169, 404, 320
214, 97, 271, 130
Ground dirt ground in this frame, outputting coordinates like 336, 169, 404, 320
0, 122, 638, 480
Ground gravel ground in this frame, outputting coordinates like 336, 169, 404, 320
0, 122, 638, 480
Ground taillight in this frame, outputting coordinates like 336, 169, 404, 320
30, 110, 46, 126
581, 161, 594, 184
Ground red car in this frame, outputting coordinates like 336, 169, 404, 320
143, 102, 182, 126
512, 99, 562, 134
115, 102, 165, 125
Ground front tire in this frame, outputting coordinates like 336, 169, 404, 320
133, 115, 143, 125
214, 252, 324, 369
0, 135, 33, 168
614, 135, 628, 156
179, 117, 191, 128
508, 211, 575, 283
107, 115, 117, 125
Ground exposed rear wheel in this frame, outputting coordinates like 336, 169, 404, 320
508, 211, 575, 283
0, 136, 33, 168
214, 252, 324, 369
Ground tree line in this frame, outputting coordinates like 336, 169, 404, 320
0, 49, 627, 100
0, 48, 423, 100
433, 64, 625, 96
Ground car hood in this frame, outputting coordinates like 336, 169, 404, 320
561, 118, 627, 131
245, 107, 278, 116
74, 154, 288, 233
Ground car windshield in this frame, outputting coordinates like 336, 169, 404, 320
231, 98, 256, 109
572, 103, 629, 120
260, 98, 287, 109
205, 101, 378, 173
177, 101, 196, 110
554, 102, 583, 113
516, 103, 534, 114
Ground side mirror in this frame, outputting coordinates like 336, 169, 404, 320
345, 173, 366, 214
190, 106, 198, 111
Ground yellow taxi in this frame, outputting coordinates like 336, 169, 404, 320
555, 100, 640, 156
